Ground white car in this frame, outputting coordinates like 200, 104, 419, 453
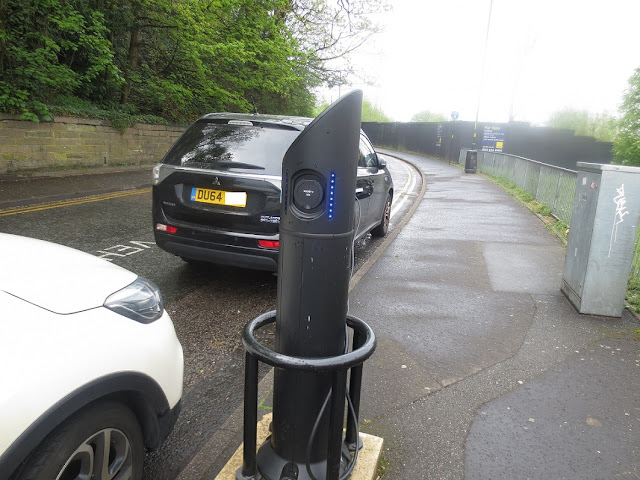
0, 234, 184, 480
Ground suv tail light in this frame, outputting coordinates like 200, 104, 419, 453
258, 240, 279, 249
156, 223, 178, 234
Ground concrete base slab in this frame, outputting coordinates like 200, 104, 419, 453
214, 413, 384, 480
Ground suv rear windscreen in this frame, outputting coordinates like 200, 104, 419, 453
161, 120, 301, 176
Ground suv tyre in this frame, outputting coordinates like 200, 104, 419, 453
371, 193, 392, 238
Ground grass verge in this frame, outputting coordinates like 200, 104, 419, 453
376, 454, 390, 479
480, 172, 640, 314
480, 172, 570, 244
626, 279, 640, 313
46, 96, 171, 132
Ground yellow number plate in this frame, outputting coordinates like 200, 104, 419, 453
190, 187, 246, 207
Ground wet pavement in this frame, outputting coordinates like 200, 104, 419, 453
347, 151, 639, 479
2, 151, 638, 479
209, 150, 639, 480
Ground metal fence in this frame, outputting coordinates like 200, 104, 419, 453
461, 149, 578, 225
459, 149, 640, 285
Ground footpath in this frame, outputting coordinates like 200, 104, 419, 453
0, 165, 152, 209
343, 151, 639, 479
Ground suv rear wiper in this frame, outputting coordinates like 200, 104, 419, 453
215, 161, 265, 170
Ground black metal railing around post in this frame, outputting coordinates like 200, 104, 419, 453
237, 311, 376, 480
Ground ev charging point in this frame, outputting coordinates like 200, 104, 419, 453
232, 91, 380, 480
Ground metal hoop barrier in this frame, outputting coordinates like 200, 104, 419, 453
242, 310, 377, 372
238, 310, 377, 480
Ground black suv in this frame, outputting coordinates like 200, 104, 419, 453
152, 113, 393, 271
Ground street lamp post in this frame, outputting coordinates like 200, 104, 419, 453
473, 0, 493, 148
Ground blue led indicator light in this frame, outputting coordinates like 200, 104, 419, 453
328, 172, 336, 220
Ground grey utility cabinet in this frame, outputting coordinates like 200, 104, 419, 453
561, 162, 640, 317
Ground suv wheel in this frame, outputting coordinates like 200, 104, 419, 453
13, 401, 144, 480
371, 193, 392, 238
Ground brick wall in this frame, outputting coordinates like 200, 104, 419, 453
0, 114, 187, 173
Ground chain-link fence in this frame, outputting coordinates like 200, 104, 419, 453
460, 149, 640, 285
466, 149, 578, 225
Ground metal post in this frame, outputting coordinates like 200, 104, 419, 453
552, 172, 562, 217
239, 352, 259, 479
534, 166, 542, 203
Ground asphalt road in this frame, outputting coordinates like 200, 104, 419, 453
0, 154, 420, 479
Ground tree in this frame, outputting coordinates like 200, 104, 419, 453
410, 110, 446, 122
0, 0, 387, 123
546, 108, 617, 142
361, 99, 391, 122
546, 108, 590, 134
0, 0, 119, 121
614, 66, 640, 166
283, 0, 388, 88
589, 113, 618, 143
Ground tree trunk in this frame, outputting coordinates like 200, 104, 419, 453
0, 0, 7, 74
120, 24, 140, 105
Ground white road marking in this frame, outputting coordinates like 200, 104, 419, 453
390, 159, 417, 219
96, 240, 155, 261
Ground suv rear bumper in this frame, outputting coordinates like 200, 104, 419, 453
155, 231, 278, 271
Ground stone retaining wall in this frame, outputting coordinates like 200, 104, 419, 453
0, 114, 187, 173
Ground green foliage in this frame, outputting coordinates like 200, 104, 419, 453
312, 100, 330, 117
0, 0, 386, 123
613, 66, 640, 166
377, 454, 390, 478
410, 110, 447, 122
362, 99, 391, 122
0, 0, 121, 120
627, 279, 640, 313
546, 108, 617, 142
47, 95, 167, 132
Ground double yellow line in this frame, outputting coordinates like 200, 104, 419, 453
0, 188, 151, 217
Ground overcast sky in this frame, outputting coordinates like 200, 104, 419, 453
318, 0, 640, 124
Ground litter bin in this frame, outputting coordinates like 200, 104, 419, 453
465, 149, 477, 173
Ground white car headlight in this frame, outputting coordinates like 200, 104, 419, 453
104, 277, 164, 323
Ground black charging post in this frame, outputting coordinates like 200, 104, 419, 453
238, 90, 377, 480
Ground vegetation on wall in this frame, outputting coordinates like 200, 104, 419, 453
544, 65, 640, 167
546, 108, 617, 142
361, 99, 391, 122
410, 110, 446, 123
312, 97, 392, 122
0, 0, 386, 124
